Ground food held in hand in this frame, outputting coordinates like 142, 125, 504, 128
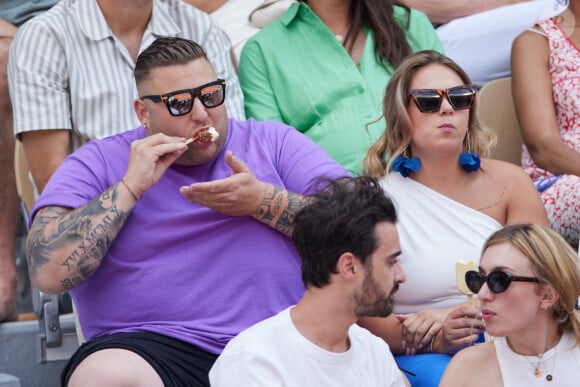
187, 127, 219, 144
456, 260, 478, 297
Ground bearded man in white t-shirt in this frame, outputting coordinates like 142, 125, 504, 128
210, 176, 410, 387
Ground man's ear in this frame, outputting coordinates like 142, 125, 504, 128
134, 98, 149, 128
337, 252, 359, 280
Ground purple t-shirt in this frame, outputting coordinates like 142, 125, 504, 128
32, 118, 348, 354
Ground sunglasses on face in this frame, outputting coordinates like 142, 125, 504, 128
465, 270, 540, 294
409, 85, 476, 113
141, 79, 226, 116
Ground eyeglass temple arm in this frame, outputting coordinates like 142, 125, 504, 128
140, 95, 165, 103
511, 276, 540, 283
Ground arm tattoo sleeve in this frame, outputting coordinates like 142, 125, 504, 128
252, 184, 312, 237
26, 183, 130, 292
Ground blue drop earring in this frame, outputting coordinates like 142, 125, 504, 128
392, 149, 421, 178
459, 130, 481, 172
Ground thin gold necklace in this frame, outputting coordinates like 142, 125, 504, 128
525, 351, 546, 378
523, 342, 557, 381
507, 334, 559, 381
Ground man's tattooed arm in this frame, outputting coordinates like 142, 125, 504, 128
26, 183, 133, 294
251, 184, 313, 237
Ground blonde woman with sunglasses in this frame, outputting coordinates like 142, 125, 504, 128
359, 50, 549, 387
440, 224, 580, 387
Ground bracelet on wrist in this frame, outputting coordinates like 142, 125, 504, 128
431, 330, 444, 354
120, 178, 140, 201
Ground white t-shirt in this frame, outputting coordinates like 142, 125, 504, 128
210, 307, 406, 386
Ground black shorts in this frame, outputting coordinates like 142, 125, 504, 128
60, 331, 218, 387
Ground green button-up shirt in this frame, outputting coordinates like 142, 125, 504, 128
239, 2, 443, 175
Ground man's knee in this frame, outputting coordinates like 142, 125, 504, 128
67, 348, 164, 387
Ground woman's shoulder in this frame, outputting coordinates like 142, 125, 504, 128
481, 158, 529, 180
480, 158, 538, 197
480, 158, 548, 225
512, 23, 550, 54
454, 341, 496, 363
441, 343, 498, 387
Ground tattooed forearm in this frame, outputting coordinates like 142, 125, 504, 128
252, 184, 312, 236
61, 200, 123, 271
26, 183, 131, 292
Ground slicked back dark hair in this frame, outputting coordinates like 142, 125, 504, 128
134, 37, 208, 88
292, 176, 397, 288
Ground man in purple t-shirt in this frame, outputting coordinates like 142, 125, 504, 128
26, 37, 348, 386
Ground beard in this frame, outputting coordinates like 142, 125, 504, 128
353, 269, 398, 318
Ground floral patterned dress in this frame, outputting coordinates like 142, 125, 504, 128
521, 17, 580, 247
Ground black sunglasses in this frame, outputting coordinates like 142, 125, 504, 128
465, 270, 540, 294
141, 79, 226, 116
409, 85, 476, 113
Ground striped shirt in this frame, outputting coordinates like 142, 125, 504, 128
9, 0, 245, 152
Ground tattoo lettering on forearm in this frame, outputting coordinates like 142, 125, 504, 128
253, 185, 310, 236
26, 184, 130, 291
61, 276, 82, 291
61, 202, 123, 274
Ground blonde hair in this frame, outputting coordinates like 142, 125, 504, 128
363, 50, 497, 178
483, 224, 580, 346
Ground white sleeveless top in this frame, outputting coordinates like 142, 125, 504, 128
494, 331, 580, 386
381, 173, 501, 314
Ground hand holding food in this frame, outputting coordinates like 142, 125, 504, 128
186, 126, 219, 145
456, 260, 478, 298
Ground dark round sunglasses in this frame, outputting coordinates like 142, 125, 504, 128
141, 79, 226, 117
409, 85, 476, 113
465, 270, 540, 294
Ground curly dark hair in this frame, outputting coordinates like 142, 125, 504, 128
292, 176, 397, 288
